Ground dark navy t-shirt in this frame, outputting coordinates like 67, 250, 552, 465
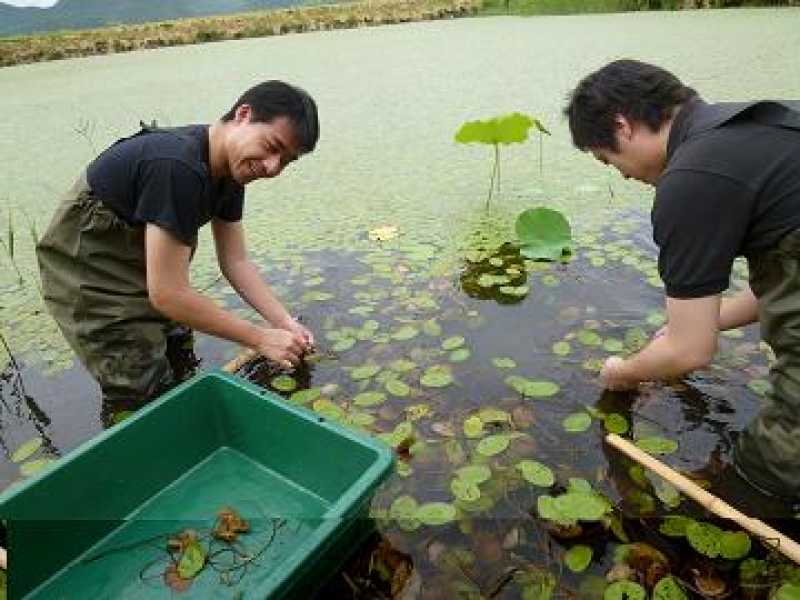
86, 125, 244, 246
653, 98, 800, 298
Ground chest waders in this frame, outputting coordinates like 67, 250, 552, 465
688, 100, 800, 500
36, 171, 197, 414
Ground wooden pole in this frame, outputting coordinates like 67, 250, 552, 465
605, 433, 800, 565
221, 348, 259, 374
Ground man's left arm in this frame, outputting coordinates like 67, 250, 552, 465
212, 218, 314, 346
601, 294, 720, 390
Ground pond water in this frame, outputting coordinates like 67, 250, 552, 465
2, 7, 800, 597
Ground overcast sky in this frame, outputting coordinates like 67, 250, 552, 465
0, 0, 59, 7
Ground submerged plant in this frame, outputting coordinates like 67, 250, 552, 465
454, 112, 550, 207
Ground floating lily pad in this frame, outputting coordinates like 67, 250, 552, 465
11, 436, 43, 463
719, 531, 751, 560
332, 337, 356, 352
391, 325, 419, 341
492, 357, 516, 369
451, 478, 481, 502
577, 330, 602, 346
602, 338, 624, 353
476, 434, 510, 457
659, 515, 696, 537
774, 583, 800, 600
351, 364, 381, 381
271, 374, 297, 392
552, 341, 571, 356
489, 257, 505, 267
289, 388, 321, 405
405, 404, 431, 421
652, 576, 688, 600
516, 460, 554, 487
421, 365, 454, 388
463, 416, 485, 438
416, 502, 457, 526
442, 336, 466, 350
505, 375, 560, 398
565, 544, 593, 573
385, 379, 411, 397
635, 436, 678, 455
353, 391, 387, 407
478, 408, 510, 424
604, 581, 646, 600
20, 458, 56, 477
422, 319, 442, 336
389, 359, 417, 373
604, 413, 629, 435
498, 285, 529, 297
449, 348, 471, 363
563, 412, 592, 433
455, 464, 492, 484
686, 521, 723, 558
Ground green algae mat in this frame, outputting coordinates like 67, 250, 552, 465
0, 371, 394, 599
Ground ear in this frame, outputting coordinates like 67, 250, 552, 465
234, 104, 253, 124
613, 114, 633, 141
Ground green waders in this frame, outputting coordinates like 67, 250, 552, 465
736, 229, 800, 501
36, 173, 196, 405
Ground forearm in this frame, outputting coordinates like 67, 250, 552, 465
223, 260, 293, 328
152, 286, 263, 349
718, 286, 759, 330
618, 333, 713, 384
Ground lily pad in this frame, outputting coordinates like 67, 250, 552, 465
332, 337, 356, 352
451, 478, 481, 502
391, 325, 419, 341
719, 530, 751, 560
603, 413, 629, 435
20, 458, 56, 477
552, 341, 571, 356
602, 338, 624, 353
577, 330, 602, 346
498, 285, 529, 297
442, 336, 466, 350
686, 521, 723, 558
476, 434, 510, 457
11, 436, 43, 463
635, 436, 678, 456
516, 460, 554, 487
455, 464, 492, 484
385, 379, 411, 397
271, 374, 297, 392
516, 208, 572, 261
421, 365, 454, 388
562, 412, 592, 433
565, 544, 593, 573
422, 319, 442, 336
652, 576, 688, 600
463, 416, 485, 438
416, 502, 457, 526
604, 581, 646, 600
659, 515, 696, 537
449, 348, 471, 363
492, 357, 516, 369
389, 359, 417, 373
353, 391, 387, 407
505, 375, 560, 398
351, 364, 381, 381
289, 388, 321, 405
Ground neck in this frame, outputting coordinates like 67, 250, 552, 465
208, 122, 229, 179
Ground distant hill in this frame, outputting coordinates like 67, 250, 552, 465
0, 0, 311, 37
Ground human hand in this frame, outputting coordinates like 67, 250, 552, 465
280, 317, 315, 352
600, 356, 639, 391
254, 327, 307, 370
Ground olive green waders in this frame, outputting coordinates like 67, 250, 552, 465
736, 229, 800, 501
36, 173, 194, 403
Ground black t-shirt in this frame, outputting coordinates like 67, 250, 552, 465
653, 97, 800, 298
86, 125, 244, 246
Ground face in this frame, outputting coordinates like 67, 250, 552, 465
226, 106, 302, 185
590, 116, 666, 186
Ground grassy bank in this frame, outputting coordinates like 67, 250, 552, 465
0, 0, 479, 68
479, 0, 798, 16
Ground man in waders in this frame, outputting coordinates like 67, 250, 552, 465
36, 80, 319, 410
564, 60, 800, 503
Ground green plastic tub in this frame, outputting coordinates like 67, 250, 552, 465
0, 371, 394, 599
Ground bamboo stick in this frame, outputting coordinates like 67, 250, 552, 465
221, 348, 259, 374
0, 546, 6, 570
605, 433, 800, 565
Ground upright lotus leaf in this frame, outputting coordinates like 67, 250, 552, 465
454, 112, 534, 145
652, 575, 689, 600
604, 581, 646, 600
11, 437, 43, 463
515, 208, 572, 261
416, 502, 457, 526
686, 521, 723, 558
565, 544, 593, 573
719, 531, 751, 560
516, 460, 554, 487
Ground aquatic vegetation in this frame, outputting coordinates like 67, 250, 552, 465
515, 207, 573, 261
454, 112, 550, 206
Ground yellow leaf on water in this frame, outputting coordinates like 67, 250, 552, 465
368, 225, 399, 242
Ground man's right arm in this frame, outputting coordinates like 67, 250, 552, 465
144, 224, 305, 368
718, 285, 759, 330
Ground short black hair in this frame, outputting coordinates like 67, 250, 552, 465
221, 80, 319, 153
563, 59, 696, 151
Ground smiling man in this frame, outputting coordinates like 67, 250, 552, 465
564, 59, 800, 501
37, 80, 319, 410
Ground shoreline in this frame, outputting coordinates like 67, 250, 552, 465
0, 0, 481, 68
